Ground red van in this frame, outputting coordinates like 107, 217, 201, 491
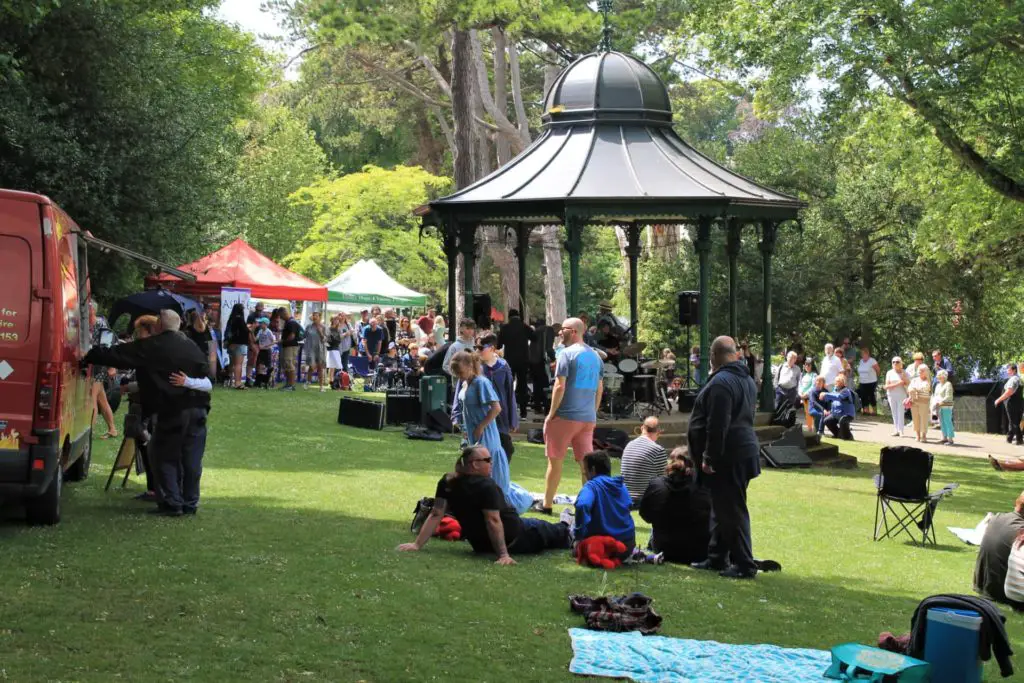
0, 189, 93, 525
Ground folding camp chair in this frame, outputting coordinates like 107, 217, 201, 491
873, 446, 958, 546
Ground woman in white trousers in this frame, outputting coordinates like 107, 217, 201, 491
883, 357, 910, 436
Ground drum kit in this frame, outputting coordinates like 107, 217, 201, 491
600, 342, 674, 419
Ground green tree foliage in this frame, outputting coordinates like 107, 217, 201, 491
0, 0, 266, 300
211, 105, 329, 262
677, 0, 1024, 203
286, 165, 451, 300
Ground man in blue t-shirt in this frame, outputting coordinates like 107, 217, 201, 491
540, 317, 604, 513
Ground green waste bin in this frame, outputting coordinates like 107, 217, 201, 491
420, 375, 448, 424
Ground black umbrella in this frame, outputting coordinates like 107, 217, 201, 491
107, 289, 203, 327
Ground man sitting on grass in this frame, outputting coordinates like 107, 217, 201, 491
620, 416, 668, 504
575, 450, 635, 552
397, 446, 571, 565
975, 490, 1024, 606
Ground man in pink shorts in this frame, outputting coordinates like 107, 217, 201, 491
542, 317, 604, 513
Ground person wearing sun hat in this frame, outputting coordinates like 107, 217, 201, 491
884, 356, 911, 436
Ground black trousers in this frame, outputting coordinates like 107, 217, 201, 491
508, 360, 530, 415
152, 407, 208, 512
508, 518, 571, 554
529, 361, 550, 411
1006, 402, 1023, 444
706, 466, 755, 572
823, 414, 854, 440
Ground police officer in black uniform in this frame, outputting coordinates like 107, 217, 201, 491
84, 309, 212, 516
687, 335, 760, 579
995, 363, 1024, 446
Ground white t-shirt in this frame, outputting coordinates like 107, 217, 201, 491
885, 369, 909, 401
1006, 541, 1024, 603
820, 354, 843, 386
858, 357, 879, 384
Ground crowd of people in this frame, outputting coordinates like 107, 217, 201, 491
400, 333, 760, 579
779, 339, 970, 445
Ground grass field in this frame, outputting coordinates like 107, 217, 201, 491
2, 388, 1024, 682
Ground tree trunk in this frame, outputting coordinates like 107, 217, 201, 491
455, 254, 465, 323
450, 28, 475, 189
538, 57, 567, 325
450, 28, 474, 324
540, 224, 567, 324
492, 27, 511, 166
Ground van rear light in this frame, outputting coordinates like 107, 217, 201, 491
35, 362, 61, 429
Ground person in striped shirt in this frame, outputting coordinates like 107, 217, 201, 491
621, 417, 668, 504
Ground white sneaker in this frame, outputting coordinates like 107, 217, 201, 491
559, 507, 575, 527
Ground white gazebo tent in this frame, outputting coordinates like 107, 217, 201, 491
325, 259, 428, 310
301, 260, 430, 326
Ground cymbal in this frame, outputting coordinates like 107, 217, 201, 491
622, 342, 647, 356
642, 359, 675, 370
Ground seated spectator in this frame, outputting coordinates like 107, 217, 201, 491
397, 446, 572, 564
379, 342, 404, 387
807, 376, 828, 434
821, 374, 856, 440
575, 451, 635, 552
639, 447, 712, 564
975, 491, 1024, 606
403, 343, 424, 378
620, 416, 668, 504
1004, 529, 1024, 605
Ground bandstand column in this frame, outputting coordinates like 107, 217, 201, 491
565, 215, 584, 315
625, 223, 642, 339
443, 219, 459, 342
726, 218, 742, 340
695, 216, 713, 384
759, 221, 778, 412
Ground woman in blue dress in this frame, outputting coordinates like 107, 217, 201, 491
450, 350, 533, 514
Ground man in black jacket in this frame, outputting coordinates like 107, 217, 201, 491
497, 309, 534, 417
528, 318, 553, 414
84, 310, 212, 517
687, 335, 760, 579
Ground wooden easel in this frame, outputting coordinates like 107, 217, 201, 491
104, 435, 137, 491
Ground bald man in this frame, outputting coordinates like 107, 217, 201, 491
541, 317, 604, 512
620, 416, 667, 503
687, 335, 760, 579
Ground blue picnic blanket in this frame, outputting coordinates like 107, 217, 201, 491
569, 628, 832, 682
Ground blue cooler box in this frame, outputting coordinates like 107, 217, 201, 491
924, 607, 983, 683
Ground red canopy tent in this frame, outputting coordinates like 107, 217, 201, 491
146, 238, 327, 301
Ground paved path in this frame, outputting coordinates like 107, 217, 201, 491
835, 416, 1024, 462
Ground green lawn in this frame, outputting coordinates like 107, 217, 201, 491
2, 389, 1024, 682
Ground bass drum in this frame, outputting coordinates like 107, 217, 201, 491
632, 374, 657, 404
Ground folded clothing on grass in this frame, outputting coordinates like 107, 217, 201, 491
568, 628, 832, 682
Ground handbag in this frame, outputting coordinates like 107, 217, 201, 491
825, 643, 930, 682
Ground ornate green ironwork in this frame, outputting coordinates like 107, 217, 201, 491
598, 0, 614, 52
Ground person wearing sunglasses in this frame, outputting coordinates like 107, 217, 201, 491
397, 446, 572, 565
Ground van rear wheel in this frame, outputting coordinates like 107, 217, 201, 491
25, 457, 62, 526
66, 429, 92, 482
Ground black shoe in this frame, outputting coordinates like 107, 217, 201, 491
690, 559, 726, 571
148, 506, 183, 517
183, 507, 197, 516
719, 565, 757, 579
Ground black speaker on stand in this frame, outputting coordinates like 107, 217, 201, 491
678, 291, 699, 388
473, 293, 492, 330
